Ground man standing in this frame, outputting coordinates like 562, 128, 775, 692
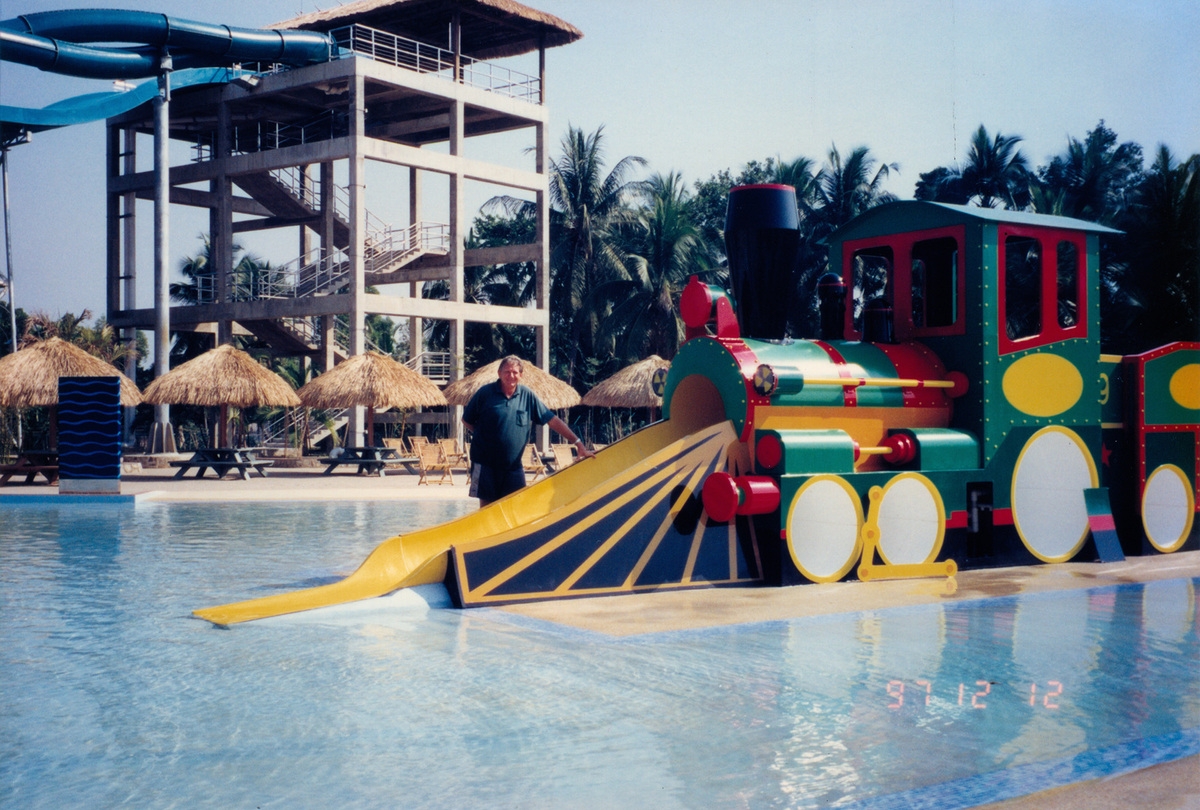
462, 355, 594, 506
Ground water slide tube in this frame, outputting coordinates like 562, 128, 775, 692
0, 9, 332, 79
0, 9, 334, 137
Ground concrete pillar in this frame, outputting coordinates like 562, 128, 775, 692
149, 65, 176, 454
347, 71, 367, 445
408, 165, 423, 364
214, 96, 233, 345
449, 98, 466, 441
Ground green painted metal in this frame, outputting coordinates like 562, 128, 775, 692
891, 428, 980, 471
663, 336, 749, 433
1143, 348, 1200, 427
756, 429, 856, 475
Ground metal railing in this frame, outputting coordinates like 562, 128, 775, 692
406, 351, 452, 384
364, 220, 450, 275
330, 24, 540, 104
188, 219, 447, 304
268, 166, 390, 238
258, 406, 348, 450
191, 110, 348, 162
231, 110, 348, 155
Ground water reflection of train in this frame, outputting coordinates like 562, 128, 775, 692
672, 185, 1198, 583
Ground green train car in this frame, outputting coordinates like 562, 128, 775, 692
670, 186, 1198, 584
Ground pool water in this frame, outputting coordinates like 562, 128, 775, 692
2, 501, 1197, 809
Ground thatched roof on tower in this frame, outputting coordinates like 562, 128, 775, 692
0, 337, 141, 408
275, 0, 582, 59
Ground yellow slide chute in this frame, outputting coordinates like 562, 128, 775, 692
194, 418, 704, 625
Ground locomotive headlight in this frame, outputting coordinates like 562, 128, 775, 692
651, 366, 669, 398
753, 364, 778, 396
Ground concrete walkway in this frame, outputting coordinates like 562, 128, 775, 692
0, 460, 476, 502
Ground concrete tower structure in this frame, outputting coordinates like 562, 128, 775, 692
102, 0, 581, 445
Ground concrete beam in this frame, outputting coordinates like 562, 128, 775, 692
362, 137, 543, 191
127, 185, 271, 216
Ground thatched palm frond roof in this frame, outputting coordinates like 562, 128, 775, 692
297, 352, 446, 410
581, 356, 670, 409
443, 358, 580, 408
0, 337, 142, 407
141, 344, 300, 407
275, 0, 582, 59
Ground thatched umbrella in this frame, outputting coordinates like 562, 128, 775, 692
296, 352, 446, 447
141, 344, 301, 447
442, 358, 581, 409
0, 337, 142, 449
581, 356, 670, 409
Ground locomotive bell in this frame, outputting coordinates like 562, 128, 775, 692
725, 184, 800, 341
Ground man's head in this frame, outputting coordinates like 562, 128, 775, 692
498, 355, 524, 396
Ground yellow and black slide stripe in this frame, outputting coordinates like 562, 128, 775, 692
453, 421, 762, 606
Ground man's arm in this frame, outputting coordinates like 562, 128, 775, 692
547, 415, 595, 459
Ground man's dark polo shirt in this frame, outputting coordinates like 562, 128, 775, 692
463, 381, 554, 470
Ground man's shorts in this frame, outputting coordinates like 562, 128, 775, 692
471, 463, 527, 502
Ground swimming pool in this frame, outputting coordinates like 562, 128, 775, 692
2, 500, 1196, 808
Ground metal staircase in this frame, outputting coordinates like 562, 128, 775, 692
229, 165, 449, 301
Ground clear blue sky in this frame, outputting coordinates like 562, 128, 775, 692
1, 0, 1197, 319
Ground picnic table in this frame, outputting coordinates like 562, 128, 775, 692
318, 446, 418, 477
0, 450, 60, 485
169, 448, 273, 480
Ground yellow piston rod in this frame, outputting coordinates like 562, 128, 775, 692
800, 377, 956, 389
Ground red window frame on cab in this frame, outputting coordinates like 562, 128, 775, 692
997, 225, 1088, 355
842, 225, 968, 342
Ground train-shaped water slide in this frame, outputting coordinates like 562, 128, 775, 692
197, 185, 1198, 624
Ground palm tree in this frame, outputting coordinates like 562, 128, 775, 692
484, 125, 648, 385
1034, 122, 1143, 225
172, 236, 215, 304
914, 125, 1029, 209
597, 172, 713, 363
959, 126, 1030, 209
544, 126, 648, 384
814, 145, 899, 229
1121, 147, 1200, 348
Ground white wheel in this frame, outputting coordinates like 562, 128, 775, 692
786, 475, 864, 582
1011, 427, 1098, 562
1142, 464, 1195, 553
876, 473, 946, 565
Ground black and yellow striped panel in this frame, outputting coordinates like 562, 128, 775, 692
452, 421, 762, 606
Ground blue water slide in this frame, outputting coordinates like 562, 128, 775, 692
0, 9, 332, 79
0, 67, 256, 135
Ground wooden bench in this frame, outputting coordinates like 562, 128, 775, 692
0, 451, 60, 485
319, 447, 417, 477
0, 461, 60, 485
170, 449, 273, 480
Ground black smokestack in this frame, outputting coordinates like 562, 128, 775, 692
724, 184, 800, 341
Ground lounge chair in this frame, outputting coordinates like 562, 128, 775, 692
416, 442, 454, 485
521, 444, 547, 482
550, 444, 577, 472
439, 438, 468, 470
